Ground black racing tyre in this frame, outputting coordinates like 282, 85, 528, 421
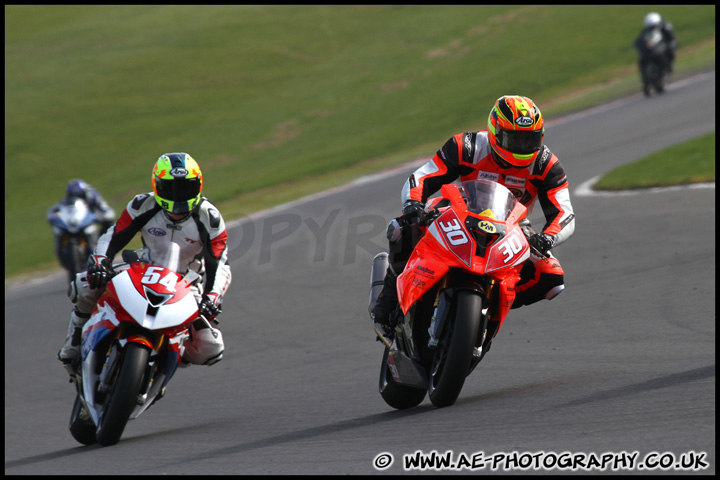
68, 238, 87, 280
379, 347, 426, 410
95, 342, 149, 446
644, 60, 666, 94
655, 76, 666, 93
428, 290, 481, 408
69, 395, 97, 445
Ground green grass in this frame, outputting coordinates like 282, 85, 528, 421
594, 132, 716, 190
4, 5, 716, 281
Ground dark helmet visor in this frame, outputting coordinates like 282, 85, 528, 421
155, 177, 201, 202
496, 129, 544, 154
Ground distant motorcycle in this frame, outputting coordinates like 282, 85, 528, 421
638, 28, 670, 96
368, 179, 541, 409
47, 198, 99, 282
67, 243, 209, 446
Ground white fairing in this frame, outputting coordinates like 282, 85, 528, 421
82, 301, 120, 338
59, 199, 90, 233
53, 198, 98, 237
111, 271, 197, 329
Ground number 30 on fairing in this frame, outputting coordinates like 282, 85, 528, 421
498, 232, 524, 264
439, 218, 469, 246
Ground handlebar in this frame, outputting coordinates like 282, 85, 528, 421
396, 206, 442, 229
519, 220, 551, 259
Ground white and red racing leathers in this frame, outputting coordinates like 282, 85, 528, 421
70, 192, 231, 323
94, 192, 231, 302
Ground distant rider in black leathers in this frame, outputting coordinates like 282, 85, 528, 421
633, 12, 678, 96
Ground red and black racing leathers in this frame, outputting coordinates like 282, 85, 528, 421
398, 130, 575, 308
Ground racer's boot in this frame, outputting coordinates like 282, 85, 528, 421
149, 387, 167, 408
370, 270, 399, 341
58, 308, 90, 375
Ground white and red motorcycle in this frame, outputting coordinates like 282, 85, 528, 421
68, 243, 210, 446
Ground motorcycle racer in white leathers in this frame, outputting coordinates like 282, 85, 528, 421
58, 153, 232, 370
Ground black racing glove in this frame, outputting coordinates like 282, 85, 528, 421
199, 293, 222, 324
402, 200, 426, 226
87, 255, 114, 289
529, 233, 555, 256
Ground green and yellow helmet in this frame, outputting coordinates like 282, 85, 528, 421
152, 153, 203, 214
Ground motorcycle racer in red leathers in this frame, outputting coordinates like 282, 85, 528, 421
371, 95, 575, 337
58, 153, 232, 371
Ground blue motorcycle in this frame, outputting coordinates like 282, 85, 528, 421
48, 198, 99, 282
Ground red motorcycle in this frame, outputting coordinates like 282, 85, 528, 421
369, 179, 536, 408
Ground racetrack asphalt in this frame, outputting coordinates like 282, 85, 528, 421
5, 70, 715, 475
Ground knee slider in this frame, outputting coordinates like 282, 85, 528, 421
183, 318, 224, 366
542, 272, 565, 300
545, 284, 565, 300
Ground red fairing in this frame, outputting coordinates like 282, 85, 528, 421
127, 263, 194, 305
396, 180, 529, 329
397, 234, 451, 314
434, 209, 474, 267
485, 226, 529, 273
99, 283, 133, 322
495, 267, 521, 328
86, 262, 198, 339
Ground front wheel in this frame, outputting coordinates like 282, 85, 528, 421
643, 61, 666, 94
70, 239, 86, 279
428, 291, 482, 408
95, 342, 149, 446
379, 347, 427, 410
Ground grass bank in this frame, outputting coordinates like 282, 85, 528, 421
5, 5, 716, 281
594, 132, 715, 190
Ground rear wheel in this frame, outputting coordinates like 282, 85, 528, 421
379, 347, 427, 410
95, 342, 149, 446
428, 291, 481, 408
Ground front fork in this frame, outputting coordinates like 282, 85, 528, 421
427, 277, 497, 358
86, 327, 169, 408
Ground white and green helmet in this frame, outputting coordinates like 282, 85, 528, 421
152, 153, 203, 214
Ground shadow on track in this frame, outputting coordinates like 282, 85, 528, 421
4, 445, 102, 470
158, 406, 437, 467
558, 364, 715, 407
